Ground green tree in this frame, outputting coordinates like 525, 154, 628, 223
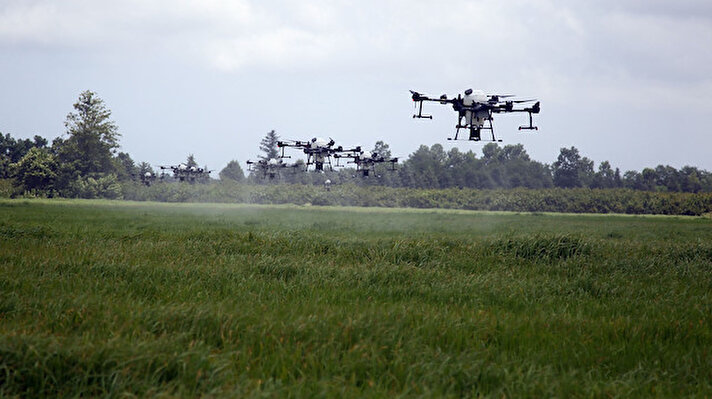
654, 165, 681, 192
592, 161, 618, 189
137, 162, 155, 176
219, 160, 245, 182
367, 141, 396, 185
372, 140, 392, 159
474, 144, 551, 189
259, 130, 280, 161
114, 152, 138, 182
186, 154, 198, 168
66, 174, 122, 199
399, 144, 447, 188
1, 133, 50, 178
552, 147, 593, 188
11, 147, 57, 192
680, 166, 703, 193
55, 90, 120, 177
641, 168, 658, 191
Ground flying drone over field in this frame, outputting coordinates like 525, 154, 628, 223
410, 88, 540, 142
277, 137, 358, 172
246, 158, 299, 180
158, 164, 212, 182
335, 148, 398, 177
139, 171, 157, 186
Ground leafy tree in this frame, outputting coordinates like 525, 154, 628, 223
500, 144, 530, 162
372, 140, 392, 159
623, 170, 643, 190
55, 90, 120, 177
592, 161, 621, 189
219, 160, 245, 182
137, 162, 155, 177
553, 147, 593, 188
481, 143, 502, 164
365, 141, 397, 185
640, 168, 658, 191
114, 152, 138, 182
1, 133, 50, 178
259, 130, 280, 161
66, 174, 122, 199
10, 147, 57, 192
0, 156, 9, 179
186, 154, 198, 168
399, 144, 447, 188
654, 165, 681, 192
472, 144, 551, 189
680, 166, 703, 193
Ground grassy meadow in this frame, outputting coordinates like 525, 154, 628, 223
1, 199, 711, 397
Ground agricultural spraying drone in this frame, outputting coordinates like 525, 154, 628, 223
246, 158, 299, 180
158, 164, 212, 182
277, 137, 358, 172
410, 88, 540, 142
334, 148, 398, 177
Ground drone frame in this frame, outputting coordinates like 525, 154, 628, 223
334, 149, 399, 177
411, 90, 539, 142
277, 139, 343, 172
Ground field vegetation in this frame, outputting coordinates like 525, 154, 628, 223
1, 199, 711, 397
119, 182, 712, 216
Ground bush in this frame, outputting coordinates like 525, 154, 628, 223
66, 174, 123, 199
0, 179, 13, 198
115, 181, 712, 216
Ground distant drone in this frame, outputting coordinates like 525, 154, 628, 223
410, 88, 540, 142
335, 148, 398, 177
277, 137, 357, 172
140, 171, 157, 186
158, 163, 212, 182
246, 158, 299, 180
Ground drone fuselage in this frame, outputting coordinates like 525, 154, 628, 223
411, 88, 538, 142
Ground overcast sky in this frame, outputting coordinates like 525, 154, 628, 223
2, 0, 711, 173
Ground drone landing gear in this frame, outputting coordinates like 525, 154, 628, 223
413, 100, 432, 119
518, 112, 539, 131
449, 119, 502, 142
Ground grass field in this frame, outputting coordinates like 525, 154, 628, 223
1, 199, 711, 397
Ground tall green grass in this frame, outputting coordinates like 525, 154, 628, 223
1, 199, 711, 397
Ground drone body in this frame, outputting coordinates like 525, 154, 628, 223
140, 171, 156, 186
246, 157, 298, 180
277, 137, 346, 172
335, 148, 398, 177
158, 163, 212, 182
411, 88, 540, 142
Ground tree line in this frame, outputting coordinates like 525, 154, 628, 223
246, 130, 712, 193
0, 91, 215, 198
2, 90, 712, 199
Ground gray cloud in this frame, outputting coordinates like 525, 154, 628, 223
1, 0, 711, 172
